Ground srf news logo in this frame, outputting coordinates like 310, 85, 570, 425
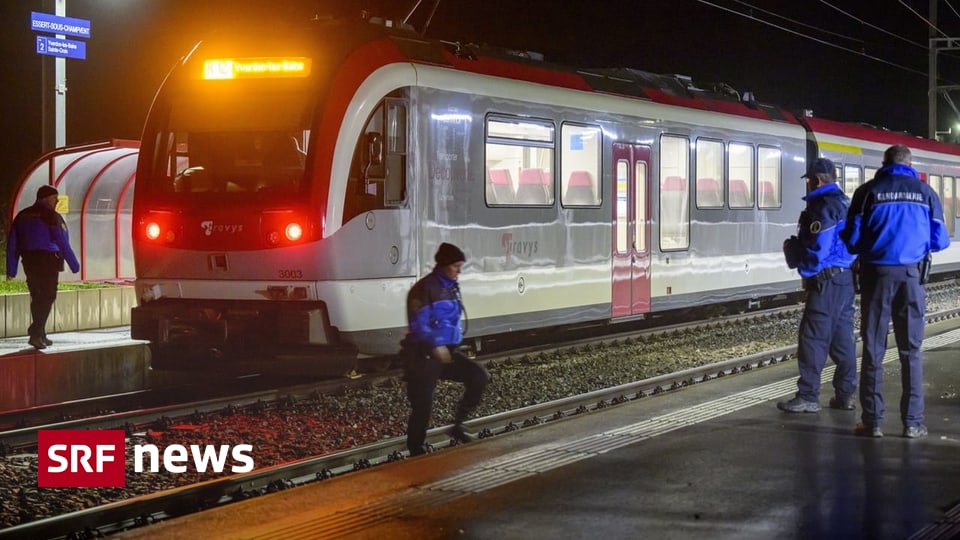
38, 430, 254, 488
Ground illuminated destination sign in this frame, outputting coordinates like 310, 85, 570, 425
202, 57, 312, 80
31, 11, 91, 39
37, 36, 86, 60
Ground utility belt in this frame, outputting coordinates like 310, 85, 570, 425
803, 266, 847, 292
858, 254, 932, 285
22, 250, 64, 271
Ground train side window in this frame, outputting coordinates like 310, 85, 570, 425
695, 138, 723, 208
727, 143, 754, 208
485, 116, 555, 206
616, 160, 629, 253
843, 165, 861, 198
635, 161, 648, 252
865, 167, 878, 182
929, 175, 942, 197
384, 99, 407, 206
758, 146, 781, 208
560, 123, 601, 207
945, 176, 956, 236
659, 134, 689, 250
344, 96, 407, 223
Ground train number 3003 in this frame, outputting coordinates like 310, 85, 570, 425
278, 270, 304, 279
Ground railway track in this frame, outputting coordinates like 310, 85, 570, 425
6, 278, 958, 446
3, 299, 959, 540
0, 301, 808, 451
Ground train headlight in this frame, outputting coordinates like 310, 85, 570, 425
145, 222, 161, 240
285, 223, 303, 242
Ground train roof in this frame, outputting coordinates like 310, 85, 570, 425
366, 19, 960, 156
801, 116, 960, 157
385, 35, 799, 124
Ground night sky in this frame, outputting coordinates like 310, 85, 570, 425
2, 0, 960, 212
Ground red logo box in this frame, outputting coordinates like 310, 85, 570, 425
38, 430, 126, 488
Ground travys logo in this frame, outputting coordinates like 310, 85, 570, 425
38, 430, 255, 488
200, 220, 244, 236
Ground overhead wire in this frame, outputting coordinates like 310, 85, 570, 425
730, 0, 863, 44
898, 0, 950, 38
818, 0, 927, 50
693, 0, 928, 77
946, 0, 960, 22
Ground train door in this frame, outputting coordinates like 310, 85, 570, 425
611, 143, 651, 317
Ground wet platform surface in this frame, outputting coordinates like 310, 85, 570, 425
0, 328, 149, 411
0, 327, 137, 357
113, 319, 960, 540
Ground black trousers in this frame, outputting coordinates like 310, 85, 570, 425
21, 251, 60, 340
404, 344, 489, 453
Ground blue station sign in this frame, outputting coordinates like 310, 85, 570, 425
37, 36, 87, 60
31, 11, 91, 39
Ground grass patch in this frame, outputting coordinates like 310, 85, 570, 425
0, 280, 127, 295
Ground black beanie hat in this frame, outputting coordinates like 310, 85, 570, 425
37, 185, 59, 200
434, 242, 466, 267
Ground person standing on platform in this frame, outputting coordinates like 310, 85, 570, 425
402, 242, 489, 456
778, 158, 858, 413
842, 144, 951, 438
6, 185, 81, 350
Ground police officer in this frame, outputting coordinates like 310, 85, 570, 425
6, 185, 80, 349
778, 158, 858, 413
842, 145, 950, 438
402, 242, 489, 456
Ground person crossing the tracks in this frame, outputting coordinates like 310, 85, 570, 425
841, 144, 951, 439
5, 185, 81, 350
401, 242, 489, 456
778, 157, 858, 414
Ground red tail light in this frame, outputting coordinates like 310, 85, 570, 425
262, 209, 310, 246
285, 222, 303, 241
139, 211, 178, 244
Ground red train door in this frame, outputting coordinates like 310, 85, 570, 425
611, 143, 651, 317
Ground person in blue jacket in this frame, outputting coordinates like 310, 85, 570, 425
402, 242, 489, 456
842, 145, 951, 439
778, 158, 858, 413
6, 185, 81, 349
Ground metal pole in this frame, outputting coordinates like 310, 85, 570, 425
55, 0, 66, 148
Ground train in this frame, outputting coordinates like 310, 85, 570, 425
128, 13, 960, 371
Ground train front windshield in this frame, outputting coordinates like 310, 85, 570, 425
144, 58, 317, 200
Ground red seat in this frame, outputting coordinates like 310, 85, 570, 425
759, 180, 778, 208
516, 168, 550, 205
565, 170, 596, 205
729, 179, 751, 207
696, 178, 722, 207
488, 168, 515, 204
662, 175, 686, 192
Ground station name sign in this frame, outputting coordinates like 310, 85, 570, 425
31, 11, 91, 38
31, 11, 91, 60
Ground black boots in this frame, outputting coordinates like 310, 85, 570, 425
449, 423, 476, 444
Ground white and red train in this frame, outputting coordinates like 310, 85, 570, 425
129, 15, 960, 369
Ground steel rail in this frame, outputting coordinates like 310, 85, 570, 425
5, 306, 959, 540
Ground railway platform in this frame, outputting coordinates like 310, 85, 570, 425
0, 328, 149, 411
112, 320, 960, 540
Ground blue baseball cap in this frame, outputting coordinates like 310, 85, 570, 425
802, 157, 836, 179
